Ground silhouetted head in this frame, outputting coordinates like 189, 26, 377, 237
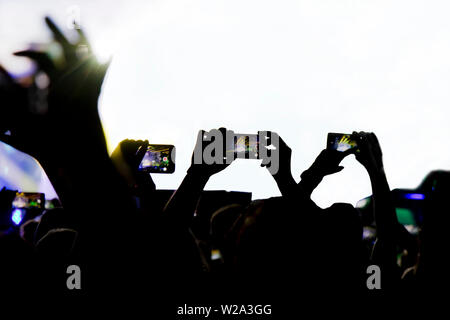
35, 228, 78, 259
34, 208, 73, 244
210, 204, 243, 246
20, 219, 39, 245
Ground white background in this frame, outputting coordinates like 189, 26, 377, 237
1, 0, 449, 207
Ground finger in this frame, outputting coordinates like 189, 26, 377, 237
359, 132, 369, 143
341, 148, 354, 158
359, 131, 371, 145
217, 127, 229, 153
323, 165, 344, 176
260, 154, 271, 166
199, 130, 206, 142
277, 135, 287, 149
195, 130, 206, 155
267, 131, 280, 147
13, 50, 55, 74
218, 127, 227, 139
45, 16, 71, 49
135, 139, 149, 155
76, 28, 91, 50
264, 130, 272, 143
369, 132, 380, 146
136, 144, 148, 161
356, 132, 370, 156
351, 131, 364, 142
326, 166, 345, 175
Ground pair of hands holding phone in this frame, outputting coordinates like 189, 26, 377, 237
116, 129, 385, 188
187, 128, 287, 178
308, 131, 385, 179
296, 131, 385, 199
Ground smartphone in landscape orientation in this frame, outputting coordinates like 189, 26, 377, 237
139, 144, 175, 173
233, 134, 259, 159
12, 192, 45, 209
202, 130, 260, 159
327, 133, 358, 152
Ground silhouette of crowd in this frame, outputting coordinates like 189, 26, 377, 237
0, 17, 444, 304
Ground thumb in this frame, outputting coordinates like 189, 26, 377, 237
326, 165, 344, 175
260, 154, 271, 167
136, 141, 149, 162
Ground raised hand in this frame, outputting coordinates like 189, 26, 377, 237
188, 128, 235, 178
117, 139, 149, 171
303, 148, 352, 178
297, 148, 352, 198
260, 132, 297, 196
351, 131, 384, 175
14, 16, 98, 81
3, 17, 109, 162
350, 131, 402, 287
1, 16, 111, 205
111, 139, 156, 192
163, 128, 235, 227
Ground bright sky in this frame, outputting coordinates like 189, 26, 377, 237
1, 0, 450, 207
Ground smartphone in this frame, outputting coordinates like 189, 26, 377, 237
202, 130, 260, 159
233, 134, 259, 159
327, 133, 358, 152
12, 192, 45, 209
139, 144, 175, 173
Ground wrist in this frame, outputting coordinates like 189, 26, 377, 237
301, 168, 325, 182
273, 169, 294, 182
366, 165, 386, 179
273, 171, 296, 194
299, 169, 323, 195
187, 165, 211, 183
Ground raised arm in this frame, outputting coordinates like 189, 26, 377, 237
163, 128, 234, 228
6, 17, 111, 206
352, 131, 399, 287
111, 139, 156, 194
260, 132, 297, 197
298, 148, 351, 200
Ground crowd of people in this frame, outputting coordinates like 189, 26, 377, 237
0, 17, 443, 305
